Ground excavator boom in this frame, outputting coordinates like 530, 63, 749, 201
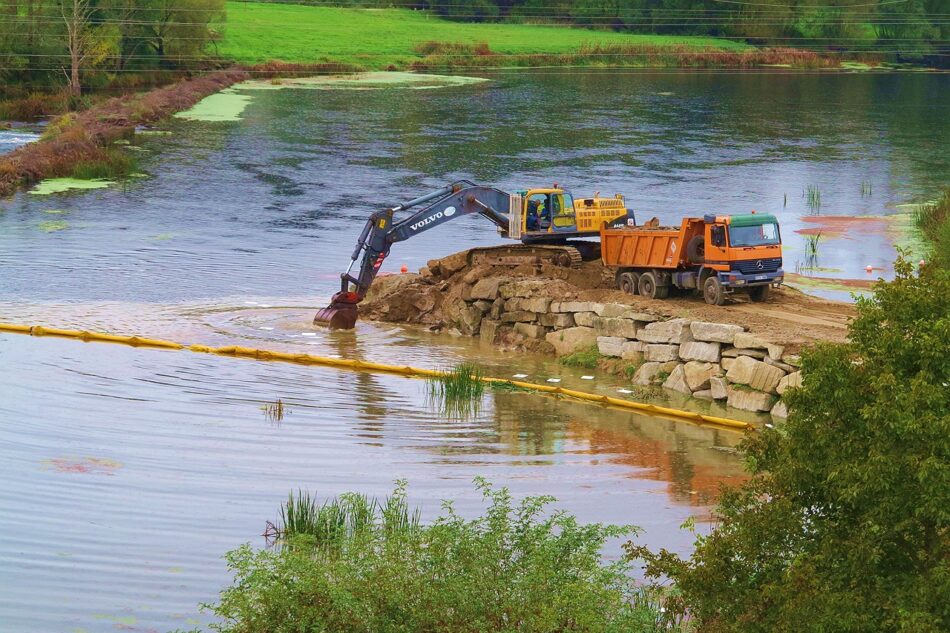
314, 181, 512, 329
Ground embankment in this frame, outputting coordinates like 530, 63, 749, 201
362, 251, 856, 419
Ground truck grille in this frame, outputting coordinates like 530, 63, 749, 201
734, 257, 782, 275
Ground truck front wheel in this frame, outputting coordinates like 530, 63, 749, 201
749, 285, 770, 302
703, 277, 726, 306
618, 272, 640, 295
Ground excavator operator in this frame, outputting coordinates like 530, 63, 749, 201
527, 199, 540, 230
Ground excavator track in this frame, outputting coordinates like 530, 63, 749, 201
467, 244, 584, 269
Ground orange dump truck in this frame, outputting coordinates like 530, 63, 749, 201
600, 213, 784, 305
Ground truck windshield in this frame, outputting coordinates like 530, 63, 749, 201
729, 222, 780, 247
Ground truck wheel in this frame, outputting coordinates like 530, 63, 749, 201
703, 277, 725, 306
638, 272, 660, 299
618, 272, 639, 295
686, 235, 705, 263
749, 285, 770, 302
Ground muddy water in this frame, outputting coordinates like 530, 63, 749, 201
0, 70, 945, 631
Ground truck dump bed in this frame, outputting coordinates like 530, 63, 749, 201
600, 221, 695, 270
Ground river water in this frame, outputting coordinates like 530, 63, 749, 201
1, 69, 946, 632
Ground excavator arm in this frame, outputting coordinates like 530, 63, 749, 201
314, 181, 513, 329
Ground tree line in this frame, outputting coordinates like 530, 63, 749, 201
0, 1, 225, 95
293, 0, 949, 59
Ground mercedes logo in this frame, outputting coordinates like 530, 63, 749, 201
756, 260, 764, 270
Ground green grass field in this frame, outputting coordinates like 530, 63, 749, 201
220, 2, 748, 69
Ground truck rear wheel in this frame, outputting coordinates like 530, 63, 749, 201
618, 272, 639, 295
703, 277, 725, 306
637, 273, 669, 299
749, 285, 770, 302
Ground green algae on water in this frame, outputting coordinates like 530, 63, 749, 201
239, 71, 488, 92
29, 178, 113, 195
37, 220, 69, 232
174, 88, 254, 122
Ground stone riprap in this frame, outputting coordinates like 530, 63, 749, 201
424, 276, 799, 420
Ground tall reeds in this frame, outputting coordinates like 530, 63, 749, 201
427, 362, 485, 417
805, 185, 822, 214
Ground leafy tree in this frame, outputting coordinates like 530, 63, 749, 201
628, 255, 950, 632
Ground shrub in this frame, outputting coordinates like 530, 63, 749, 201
627, 255, 950, 632
200, 480, 673, 633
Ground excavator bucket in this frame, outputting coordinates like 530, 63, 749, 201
313, 291, 360, 330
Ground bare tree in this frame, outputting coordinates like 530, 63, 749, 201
60, 0, 113, 96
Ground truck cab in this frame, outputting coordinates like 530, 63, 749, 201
509, 188, 632, 242
697, 213, 784, 304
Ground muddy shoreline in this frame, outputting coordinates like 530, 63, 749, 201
361, 250, 856, 419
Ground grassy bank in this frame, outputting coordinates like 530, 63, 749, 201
915, 188, 950, 269
0, 70, 249, 198
221, 1, 768, 70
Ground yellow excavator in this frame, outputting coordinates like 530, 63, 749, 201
314, 180, 634, 329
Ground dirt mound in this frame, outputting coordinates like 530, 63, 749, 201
361, 249, 855, 349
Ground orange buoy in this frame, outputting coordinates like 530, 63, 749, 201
866, 265, 873, 273
400, 264, 408, 273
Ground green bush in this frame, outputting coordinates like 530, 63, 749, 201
915, 188, 950, 270
560, 345, 603, 368
628, 256, 950, 632
200, 479, 675, 633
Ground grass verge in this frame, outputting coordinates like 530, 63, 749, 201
204, 479, 676, 632
560, 344, 604, 368
914, 188, 950, 270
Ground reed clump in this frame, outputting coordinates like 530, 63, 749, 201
261, 398, 286, 423
805, 184, 822, 214
427, 362, 485, 417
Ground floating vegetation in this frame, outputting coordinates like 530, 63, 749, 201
238, 72, 488, 92
489, 380, 532, 393
264, 484, 421, 546
804, 184, 822, 214
29, 177, 113, 195
261, 398, 287, 423
861, 180, 873, 198
37, 220, 69, 232
41, 456, 122, 475
43, 209, 66, 214
174, 88, 254, 122
426, 362, 485, 417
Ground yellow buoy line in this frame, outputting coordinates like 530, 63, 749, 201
0, 322, 755, 432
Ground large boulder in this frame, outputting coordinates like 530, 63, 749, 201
552, 301, 602, 314
573, 312, 597, 327
545, 327, 598, 356
683, 361, 718, 391
638, 318, 694, 344
500, 280, 549, 299
364, 273, 421, 303
514, 322, 547, 339
727, 387, 776, 412
679, 341, 721, 363
621, 340, 648, 361
710, 375, 729, 400
645, 344, 679, 362
593, 305, 659, 322
507, 296, 552, 313
593, 316, 640, 339
776, 370, 803, 395
663, 364, 692, 395
538, 313, 574, 328
500, 311, 537, 323
771, 399, 789, 418
726, 355, 786, 394
480, 319, 501, 343
734, 332, 784, 360
690, 321, 745, 344
470, 278, 502, 301
597, 336, 626, 357
427, 251, 469, 278
632, 361, 680, 386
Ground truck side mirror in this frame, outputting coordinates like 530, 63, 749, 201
711, 226, 726, 247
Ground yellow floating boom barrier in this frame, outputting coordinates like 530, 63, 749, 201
0, 322, 755, 432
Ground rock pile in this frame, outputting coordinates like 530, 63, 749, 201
454, 278, 799, 418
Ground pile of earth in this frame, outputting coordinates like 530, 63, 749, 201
360, 249, 856, 352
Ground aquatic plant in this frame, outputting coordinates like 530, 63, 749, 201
560, 344, 604, 368
261, 398, 285, 423
804, 185, 822, 214
71, 148, 138, 180
861, 180, 873, 198
207, 479, 669, 633
914, 188, 950, 269
427, 363, 485, 403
